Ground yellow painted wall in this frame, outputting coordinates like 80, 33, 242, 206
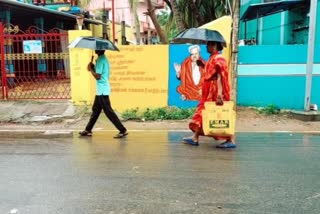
68, 30, 95, 105
69, 35, 169, 112
69, 18, 232, 112
108, 45, 169, 112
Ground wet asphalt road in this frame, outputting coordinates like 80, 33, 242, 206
0, 131, 320, 214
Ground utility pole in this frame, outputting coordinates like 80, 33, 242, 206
121, 21, 126, 45
112, 0, 116, 43
102, 11, 109, 40
231, 0, 240, 109
304, 0, 318, 111
102, 2, 109, 40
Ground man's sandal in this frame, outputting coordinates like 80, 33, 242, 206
79, 130, 92, 137
113, 131, 128, 139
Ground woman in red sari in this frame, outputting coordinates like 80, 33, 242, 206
183, 41, 236, 148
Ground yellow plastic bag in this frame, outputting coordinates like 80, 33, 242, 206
202, 101, 236, 136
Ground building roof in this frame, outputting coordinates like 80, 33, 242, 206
0, 0, 103, 26
240, 0, 305, 21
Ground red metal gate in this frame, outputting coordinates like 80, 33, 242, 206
0, 22, 70, 100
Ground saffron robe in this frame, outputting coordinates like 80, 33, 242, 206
177, 56, 206, 101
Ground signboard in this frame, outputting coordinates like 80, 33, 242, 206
107, 45, 169, 111
23, 40, 42, 54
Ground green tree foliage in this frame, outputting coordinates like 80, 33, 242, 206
164, 0, 234, 28
157, 9, 178, 41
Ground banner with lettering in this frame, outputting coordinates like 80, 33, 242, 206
108, 45, 169, 112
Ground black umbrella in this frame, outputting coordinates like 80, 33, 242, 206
68, 36, 120, 51
171, 28, 227, 47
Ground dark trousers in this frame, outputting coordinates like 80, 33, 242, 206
85, 95, 126, 133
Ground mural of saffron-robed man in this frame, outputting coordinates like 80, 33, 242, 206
169, 44, 210, 108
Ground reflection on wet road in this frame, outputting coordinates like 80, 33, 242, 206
0, 131, 319, 213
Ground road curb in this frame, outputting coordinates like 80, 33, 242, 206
0, 130, 73, 138
0, 130, 319, 139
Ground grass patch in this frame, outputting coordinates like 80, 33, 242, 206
121, 107, 196, 121
256, 104, 280, 115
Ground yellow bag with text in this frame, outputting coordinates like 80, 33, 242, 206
202, 101, 236, 136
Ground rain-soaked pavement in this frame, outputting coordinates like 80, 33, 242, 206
0, 131, 320, 214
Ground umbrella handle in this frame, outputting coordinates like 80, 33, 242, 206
91, 55, 94, 63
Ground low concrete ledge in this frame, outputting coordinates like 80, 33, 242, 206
291, 110, 320, 121
0, 130, 73, 138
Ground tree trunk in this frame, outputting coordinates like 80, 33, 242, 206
169, 0, 185, 32
230, 0, 239, 109
146, 0, 168, 44
134, 15, 141, 44
128, 0, 141, 44
188, 0, 205, 26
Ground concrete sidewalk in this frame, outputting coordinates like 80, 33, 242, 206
0, 100, 190, 135
0, 100, 80, 123
1, 100, 320, 134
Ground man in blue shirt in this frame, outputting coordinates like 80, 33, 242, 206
79, 50, 128, 138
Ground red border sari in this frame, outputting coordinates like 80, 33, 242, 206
189, 51, 231, 140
